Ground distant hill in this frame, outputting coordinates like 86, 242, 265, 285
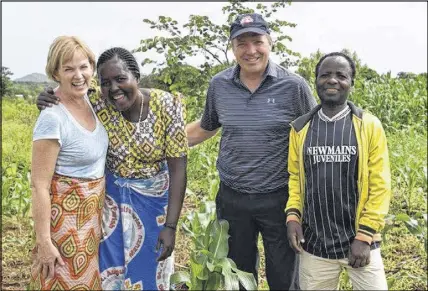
14, 73, 52, 84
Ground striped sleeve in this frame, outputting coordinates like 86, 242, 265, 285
285, 208, 302, 224
296, 78, 317, 116
200, 81, 221, 131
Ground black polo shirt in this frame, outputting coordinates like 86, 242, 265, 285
201, 60, 317, 194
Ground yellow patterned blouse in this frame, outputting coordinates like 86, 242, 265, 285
88, 86, 188, 179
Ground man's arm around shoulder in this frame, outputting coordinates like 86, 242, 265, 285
186, 120, 219, 147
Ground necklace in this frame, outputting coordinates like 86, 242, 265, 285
127, 92, 144, 169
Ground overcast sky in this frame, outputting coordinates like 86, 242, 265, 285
2, 2, 427, 79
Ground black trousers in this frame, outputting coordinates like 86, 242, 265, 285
216, 182, 298, 291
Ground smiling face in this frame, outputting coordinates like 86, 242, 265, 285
232, 32, 271, 75
98, 57, 140, 112
316, 56, 353, 106
54, 50, 93, 98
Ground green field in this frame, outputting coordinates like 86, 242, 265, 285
2, 1, 427, 288
2, 67, 427, 290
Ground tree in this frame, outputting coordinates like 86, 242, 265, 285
139, 73, 169, 92
134, 0, 299, 121
397, 72, 417, 79
1, 67, 14, 97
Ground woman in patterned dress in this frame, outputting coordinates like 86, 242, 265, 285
37, 47, 188, 290
29, 36, 108, 290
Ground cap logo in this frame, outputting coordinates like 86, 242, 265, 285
240, 16, 254, 25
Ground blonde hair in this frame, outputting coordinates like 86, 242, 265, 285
45, 36, 95, 82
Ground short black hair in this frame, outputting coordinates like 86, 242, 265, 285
315, 52, 356, 83
97, 47, 140, 80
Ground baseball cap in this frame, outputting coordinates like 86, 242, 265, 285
229, 13, 270, 40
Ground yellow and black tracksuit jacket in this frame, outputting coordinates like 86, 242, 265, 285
285, 101, 391, 244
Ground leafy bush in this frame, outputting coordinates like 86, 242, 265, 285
171, 201, 257, 290
2, 98, 38, 217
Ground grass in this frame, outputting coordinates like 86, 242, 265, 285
1, 96, 426, 290
1, 216, 34, 290
382, 226, 427, 290
2, 214, 426, 290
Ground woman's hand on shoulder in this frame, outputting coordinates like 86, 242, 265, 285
37, 86, 59, 110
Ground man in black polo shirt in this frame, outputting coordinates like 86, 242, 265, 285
187, 13, 317, 290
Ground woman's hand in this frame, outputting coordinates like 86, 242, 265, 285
36, 87, 59, 110
37, 240, 65, 280
156, 227, 176, 261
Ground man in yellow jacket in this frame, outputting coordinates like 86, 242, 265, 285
285, 52, 391, 290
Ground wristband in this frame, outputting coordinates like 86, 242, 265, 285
355, 238, 371, 245
164, 223, 177, 231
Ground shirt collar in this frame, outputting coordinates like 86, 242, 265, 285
319, 105, 351, 122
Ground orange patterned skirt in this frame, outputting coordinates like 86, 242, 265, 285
29, 174, 105, 290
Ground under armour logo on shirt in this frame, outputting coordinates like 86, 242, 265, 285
267, 98, 275, 103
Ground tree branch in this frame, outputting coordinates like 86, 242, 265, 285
201, 47, 224, 66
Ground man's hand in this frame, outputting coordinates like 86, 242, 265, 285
37, 87, 59, 110
348, 239, 371, 268
287, 221, 305, 253
156, 227, 176, 261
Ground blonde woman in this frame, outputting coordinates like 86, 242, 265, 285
29, 36, 108, 290
36, 47, 188, 290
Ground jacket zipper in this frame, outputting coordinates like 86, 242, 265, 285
299, 125, 307, 221
355, 114, 364, 231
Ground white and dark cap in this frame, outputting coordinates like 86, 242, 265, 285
229, 13, 270, 40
